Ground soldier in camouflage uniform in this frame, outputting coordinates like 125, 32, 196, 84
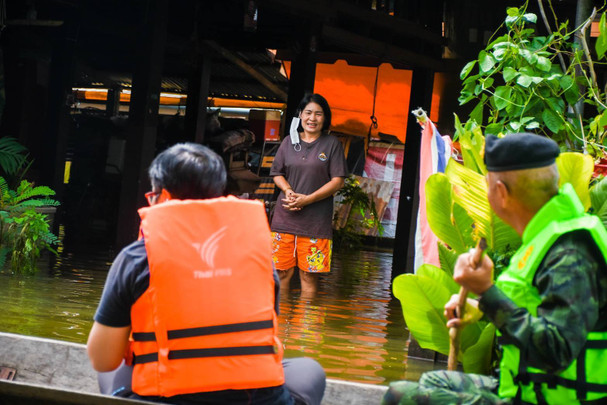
383, 133, 607, 405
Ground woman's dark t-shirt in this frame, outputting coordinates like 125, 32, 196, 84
269, 133, 348, 239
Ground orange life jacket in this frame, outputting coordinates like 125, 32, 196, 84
130, 196, 284, 397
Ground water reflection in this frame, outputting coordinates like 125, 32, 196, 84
0, 246, 441, 384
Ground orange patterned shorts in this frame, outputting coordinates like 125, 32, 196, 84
271, 232, 332, 273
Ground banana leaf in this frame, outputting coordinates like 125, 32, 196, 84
462, 323, 496, 374
438, 243, 458, 276
445, 159, 520, 252
454, 114, 487, 175
556, 152, 594, 211
590, 177, 607, 228
393, 265, 485, 360
425, 173, 476, 254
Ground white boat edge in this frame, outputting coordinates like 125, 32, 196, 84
0, 331, 388, 404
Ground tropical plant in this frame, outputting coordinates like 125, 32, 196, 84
394, 119, 515, 374
392, 2, 607, 373
333, 175, 384, 249
0, 177, 60, 274
0, 137, 30, 186
590, 175, 607, 229
393, 116, 604, 374
459, 3, 607, 158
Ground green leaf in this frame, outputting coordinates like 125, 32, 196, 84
545, 97, 565, 113
393, 273, 452, 355
492, 47, 507, 61
479, 51, 496, 73
462, 323, 496, 374
460, 60, 477, 80
522, 13, 537, 24
463, 74, 481, 85
516, 74, 533, 88
536, 56, 551, 72
519, 49, 538, 65
590, 177, 607, 228
506, 91, 523, 117
556, 152, 594, 210
493, 86, 512, 111
505, 15, 518, 27
445, 160, 521, 252
506, 7, 519, 17
564, 86, 579, 106
502, 67, 518, 82
438, 243, 457, 277
453, 202, 477, 248
596, 12, 607, 60
485, 123, 503, 135
417, 264, 460, 295
508, 121, 522, 131
425, 174, 472, 254
470, 101, 484, 126
0, 137, 29, 177
542, 109, 562, 133
459, 92, 475, 105
455, 121, 486, 174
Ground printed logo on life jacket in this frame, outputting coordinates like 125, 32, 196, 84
192, 226, 232, 278
517, 245, 534, 270
318, 152, 327, 161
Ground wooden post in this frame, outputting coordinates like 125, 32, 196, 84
284, 25, 319, 131
391, 68, 434, 278
185, 51, 211, 144
40, 14, 79, 206
115, 0, 168, 249
105, 87, 121, 117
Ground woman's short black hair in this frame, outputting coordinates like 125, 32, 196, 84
297, 93, 332, 130
148, 143, 226, 199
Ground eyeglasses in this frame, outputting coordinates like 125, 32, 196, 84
145, 191, 160, 205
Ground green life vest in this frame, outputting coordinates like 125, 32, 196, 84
495, 183, 607, 404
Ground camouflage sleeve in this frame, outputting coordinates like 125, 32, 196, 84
479, 232, 601, 373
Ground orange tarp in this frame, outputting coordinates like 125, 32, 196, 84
285, 60, 443, 143
315, 61, 412, 142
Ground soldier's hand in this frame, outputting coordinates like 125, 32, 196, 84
453, 250, 494, 295
444, 294, 483, 328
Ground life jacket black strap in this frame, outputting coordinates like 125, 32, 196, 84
584, 339, 607, 349
132, 345, 276, 365
577, 345, 587, 400
523, 372, 607, 393
132, 319, 274, 342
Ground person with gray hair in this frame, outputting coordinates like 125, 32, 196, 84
384, 133, 607, 404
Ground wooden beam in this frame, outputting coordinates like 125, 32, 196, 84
204, 40, 287, 101
332, 0, 444, 46
284, 25, 319, 132
392, 68, 435, 277
116, 0, 168, 249
259, 0, 444, 46
322, 25, 444, 71
40, 11, 80, 207
185, 52, 212, 144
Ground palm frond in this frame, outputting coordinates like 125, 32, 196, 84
0, 137, 29, 177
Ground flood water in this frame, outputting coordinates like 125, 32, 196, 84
0, 241, 442, 386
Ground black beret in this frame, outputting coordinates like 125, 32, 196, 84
484, 133, 560, 172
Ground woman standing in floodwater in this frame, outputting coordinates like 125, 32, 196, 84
270, 93, 348, 296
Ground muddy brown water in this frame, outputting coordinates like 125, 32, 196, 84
0, 243, 442, 385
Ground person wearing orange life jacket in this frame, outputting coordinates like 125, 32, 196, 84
87, 143, 326, 405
